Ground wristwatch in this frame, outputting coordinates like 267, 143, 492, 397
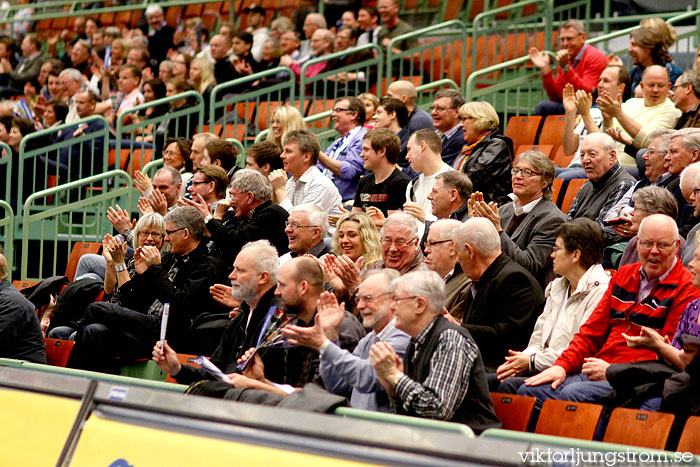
115, 263, 127, 273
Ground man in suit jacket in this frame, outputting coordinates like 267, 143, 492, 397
455, 218, 545, 373
1, 33, 44, 96
469, 150, 567, 287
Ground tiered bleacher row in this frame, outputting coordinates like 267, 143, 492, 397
2, 0, 700, 464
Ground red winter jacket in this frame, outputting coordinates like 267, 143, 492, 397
555, 259, 700, 374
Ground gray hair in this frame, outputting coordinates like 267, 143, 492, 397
380, 212, 418, 240
305, 12, 327, 28
165, 206, 205, 240
430, 218, 462, 240
561, 19, 585, 34
680, 69, 700, 98
649, 129, 674, 153
632, 186, 678, 219
132, 212, 167, 251
145, 4, 164, 16
456, 217, 501, 255
583, 132, 616, 153
292, 203, 329, 237
437, 171, 473, 200
363, 268, 400, 294
241, 239, 279, 285
59, 68, 82, 82
192, 132, 219, 147
155, 166, 182, 186
394, 270, 445, 314
672, 128, 700, 152
681, 162, 700, 192
230, 169, 272, 202
515, 150, 555, 200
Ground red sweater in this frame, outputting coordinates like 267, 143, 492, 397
555, 259, 700, 374
543, 44, 607, 102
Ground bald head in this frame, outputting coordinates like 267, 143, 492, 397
209, 34, 231, 60
680, 162, 700, 202
386, 80, 418, 108
641, 65, 671, 106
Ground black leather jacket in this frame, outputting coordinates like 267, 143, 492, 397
461, 128, 513, 205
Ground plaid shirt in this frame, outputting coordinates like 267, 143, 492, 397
394, 316, 477, 420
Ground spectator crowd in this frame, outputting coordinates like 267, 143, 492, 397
2, 3, 700, 448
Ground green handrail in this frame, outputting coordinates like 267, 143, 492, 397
20, 170, 132, 281
472, 0, 552, 87
386, 20, 467, 92
0, 141, 10, 203
298, 43, 383, 112
142, 158, 165, 179
0, 358, 188, 393
415, 79, 460, 107
208, 66, 295, 147
17, 115, 110, 223
223, 138, 246, 168
334, 407, 475, 437
0, 200, 13, 280
115, 90, 205, 169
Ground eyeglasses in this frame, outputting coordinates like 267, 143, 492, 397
357, 292, 393, 303
192, 179, 212, 185
165, 227, 186, 236
425, 239, 452, 248
163, 150, 181, 157
458, 116, 474, 122
332, 107, 354, 113
638, 240, 676, 251
671, 82, 690, 92
511, 167, 542, 178
393, 295, 419, 303
381, 237, 417, 248
138, 231, 164, 239
285, 221, 316, 229
646, 148, 667, 157
429, 106, 454, 113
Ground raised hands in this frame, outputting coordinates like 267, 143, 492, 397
107, 205, 135, 235
528, 47, 551, 73
468, 192, 501, 232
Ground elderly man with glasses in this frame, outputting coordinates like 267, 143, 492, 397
369, 270, 501, 434
370, 212, 428, 274
520, 214, 699, 418
279, 204, 330, 264
430, 89, 466, 166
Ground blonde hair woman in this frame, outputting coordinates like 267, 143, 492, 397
266, 105, 306, 148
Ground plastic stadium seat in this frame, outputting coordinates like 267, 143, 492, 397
551, 146, 575, 168
12, 280, 38, 291
505, 116, 542, 155
560, 178, 588, 213
677, 416, 700, 454
537, 115, 566, 152
65, 242, 101, 282
516, 144, 553, 158
535, 399, 602, 440
551, 178, 564, 207
44, 338, 75, 367
490, 392, 536, 432
128, 148, 154, 178
256, 100, 281, 131
603, 407, 675, 449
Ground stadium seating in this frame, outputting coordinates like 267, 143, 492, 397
535, 399, 603, 440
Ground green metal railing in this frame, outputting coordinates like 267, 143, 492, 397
298, 44, 383, 114
17, 115, 109, 220
415, 78, 460, 108
472, 0, 552, 82
20, 170, 132, 281
223, 138, 246, 168
0, 200, 13, 280
386, 20, 468, 92
0, 142, 10, 204
208, 66, 294, 148
466, 53, 555, 121
115, 91, 205, 172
